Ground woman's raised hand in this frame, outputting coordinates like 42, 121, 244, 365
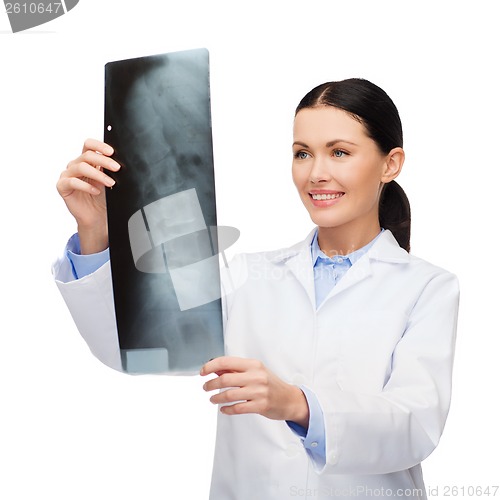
56, 139, 120, 254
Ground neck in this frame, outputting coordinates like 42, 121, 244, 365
317, 221, 381, 257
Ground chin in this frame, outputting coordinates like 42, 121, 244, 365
308, 213, 346, 229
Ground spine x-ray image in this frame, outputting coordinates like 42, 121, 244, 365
104, 48, 225, 374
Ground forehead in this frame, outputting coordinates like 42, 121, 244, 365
293, 106, 368, 142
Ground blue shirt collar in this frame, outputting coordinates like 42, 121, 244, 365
311, 228, 385, 267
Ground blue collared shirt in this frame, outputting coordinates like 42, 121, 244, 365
311, 229, 383, 307
66, 228, 384, 469
66, 233, 110, 280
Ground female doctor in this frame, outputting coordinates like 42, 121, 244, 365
53, 78, 459, 499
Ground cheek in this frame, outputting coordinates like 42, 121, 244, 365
342, 162, 383, 194
291, 165, 308, 189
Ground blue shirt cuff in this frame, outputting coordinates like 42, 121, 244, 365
286, 385, 326, 468
66, 233, 110, 280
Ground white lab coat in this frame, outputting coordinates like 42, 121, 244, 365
53, 229, 459, 500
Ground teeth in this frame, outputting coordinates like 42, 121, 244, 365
311, 193, 344, 200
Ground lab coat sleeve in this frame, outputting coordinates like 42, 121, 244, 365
287, 386, 327, 468
53, 238, 238, 373
315, 271, 460, 475
52, 244, 123, 372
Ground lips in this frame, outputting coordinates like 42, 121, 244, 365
308, 191, 345, 206
310, 192, 344, 200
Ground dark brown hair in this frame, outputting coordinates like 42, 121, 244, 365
295, 78, 411, 252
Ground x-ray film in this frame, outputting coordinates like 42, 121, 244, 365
104, 48, 226, 374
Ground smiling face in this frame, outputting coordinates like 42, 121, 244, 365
292, 106, 403, 251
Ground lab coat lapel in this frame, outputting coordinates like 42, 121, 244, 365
285, 245, 316, 309
270, 229, 409, 311
319, 230, 409, 307
270, 229, 316, 310
318, 254, 372, 308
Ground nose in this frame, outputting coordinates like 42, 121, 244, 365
309, 156, 332, 184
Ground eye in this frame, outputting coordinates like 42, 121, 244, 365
294, 151, 311, 160
332, 149, 348, 158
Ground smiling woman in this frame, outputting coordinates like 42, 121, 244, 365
53, 77, 459, 500
293, 79, 409, 255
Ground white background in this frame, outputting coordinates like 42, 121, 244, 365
1, 1, 498, 498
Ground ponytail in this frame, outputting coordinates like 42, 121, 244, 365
379, 180, 411, 252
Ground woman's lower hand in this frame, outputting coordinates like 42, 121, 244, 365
200, 356, 310, 428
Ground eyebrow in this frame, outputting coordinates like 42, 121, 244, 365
292, 139, 358, 148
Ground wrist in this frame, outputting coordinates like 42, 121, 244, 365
77, 223, 108, 255
288, 385, 310, 429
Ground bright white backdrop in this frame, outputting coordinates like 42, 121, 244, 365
1, 1, 498, 498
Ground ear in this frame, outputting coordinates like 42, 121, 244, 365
381, 147, 405, 184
